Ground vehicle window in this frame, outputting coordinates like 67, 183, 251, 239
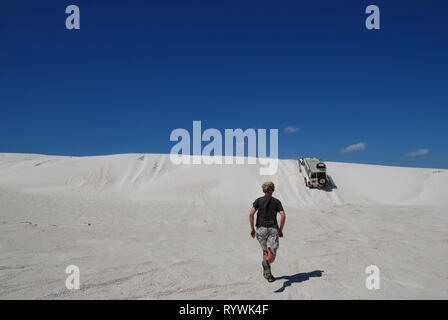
317, 172, 326, 179
310, 173, 317, 178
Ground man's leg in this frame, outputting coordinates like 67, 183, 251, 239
263, 249, 275, 263
262, 249, 276, 281
266, 228, 279, 265
261, 256, 271, 279
263, 250, 269, 261
264, 229, 278, 282
257, 228, 274, 281
266, 249, 275, 264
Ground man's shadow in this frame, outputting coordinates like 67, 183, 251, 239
274, 270, 324, 293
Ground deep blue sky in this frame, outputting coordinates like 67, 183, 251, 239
1, 0, 447, 168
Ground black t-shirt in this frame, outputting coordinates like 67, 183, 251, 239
253, 195, 284, 229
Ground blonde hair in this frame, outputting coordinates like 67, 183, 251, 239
262, 182, 275, 193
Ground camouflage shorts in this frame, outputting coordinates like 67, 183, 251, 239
255, 227, 279, 255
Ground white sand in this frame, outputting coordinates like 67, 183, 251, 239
0, 153, 447, 299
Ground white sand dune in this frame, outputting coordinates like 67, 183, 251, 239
0, 153, 447, 299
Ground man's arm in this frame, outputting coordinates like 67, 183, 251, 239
249, 207, 256, 238
279, 210, 286, 237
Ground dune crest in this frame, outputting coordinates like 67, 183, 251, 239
0, 153, 446, 207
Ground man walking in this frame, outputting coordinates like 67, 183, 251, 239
249, 182, 286, 282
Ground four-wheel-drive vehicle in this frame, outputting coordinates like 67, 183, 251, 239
298, 157, 329, 189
